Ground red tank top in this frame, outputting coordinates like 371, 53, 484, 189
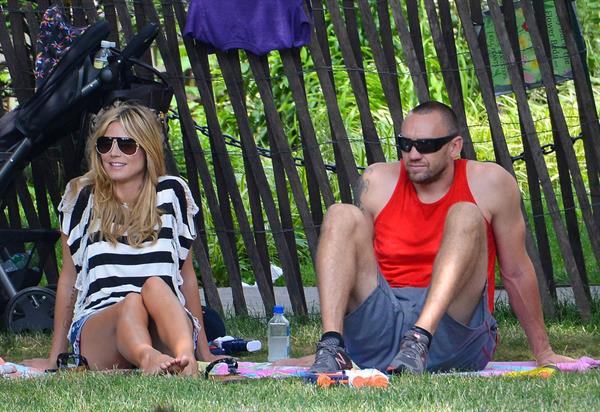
373, 159, 497, 311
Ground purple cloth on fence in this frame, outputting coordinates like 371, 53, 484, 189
184, 0, 311, 55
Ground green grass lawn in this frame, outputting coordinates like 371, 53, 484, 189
1, 302, 599, 411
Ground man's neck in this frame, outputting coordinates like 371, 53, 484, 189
411, 160, 457, 204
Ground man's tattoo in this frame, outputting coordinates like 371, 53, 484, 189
353, 167, 373, 211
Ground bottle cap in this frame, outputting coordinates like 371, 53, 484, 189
273, 305, 284, 314
100, 40, 116, 48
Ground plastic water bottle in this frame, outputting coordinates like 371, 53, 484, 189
93, 40, 116, 69
267, 305, 290, 362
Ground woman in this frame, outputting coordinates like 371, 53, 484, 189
24, 102, 221, 375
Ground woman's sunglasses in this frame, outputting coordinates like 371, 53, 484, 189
96, 136, 139, 156
398, 133, 456, 154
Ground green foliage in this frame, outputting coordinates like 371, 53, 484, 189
1, 1, 599, 289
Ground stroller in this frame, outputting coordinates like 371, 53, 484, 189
0, 10, 172, 333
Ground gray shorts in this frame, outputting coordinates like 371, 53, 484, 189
343, 273, 497, 372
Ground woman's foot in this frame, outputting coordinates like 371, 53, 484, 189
139, 350, 180, 375
160, 354, 197, 376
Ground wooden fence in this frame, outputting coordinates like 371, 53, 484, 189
1, 0, 598, 320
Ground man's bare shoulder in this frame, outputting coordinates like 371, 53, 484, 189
467, 160, 515, 187
467, 160, 519, 218
354, 162, 400, 216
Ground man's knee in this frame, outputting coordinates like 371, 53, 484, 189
321, 203, 368, 236
445, 202, 485, 234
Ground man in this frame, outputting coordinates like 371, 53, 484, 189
309, 101, 572, 374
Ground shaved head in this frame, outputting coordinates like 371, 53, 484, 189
406, 101, 458, 136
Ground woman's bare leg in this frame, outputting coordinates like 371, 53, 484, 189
80, 293, 177, 373
141, 277, 197, 376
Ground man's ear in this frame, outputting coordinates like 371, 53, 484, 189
449, 135, 463, 158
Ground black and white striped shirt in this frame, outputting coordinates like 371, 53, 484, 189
58, 175, 199, 336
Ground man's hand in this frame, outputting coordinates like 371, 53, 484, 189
536, 348, 575, 366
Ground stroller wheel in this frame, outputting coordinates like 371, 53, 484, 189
3, 287, 55, 333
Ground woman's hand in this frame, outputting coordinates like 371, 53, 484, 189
195, 348, 232, 363
21, 357, 55, 371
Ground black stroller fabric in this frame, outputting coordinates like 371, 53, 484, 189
13, 20, 109, 152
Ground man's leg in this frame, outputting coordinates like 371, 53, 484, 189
310, 203, 379, 372
389, 202, 488, 373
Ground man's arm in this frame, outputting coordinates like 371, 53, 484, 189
482, 165, 572, 365
353, 162, 400, 220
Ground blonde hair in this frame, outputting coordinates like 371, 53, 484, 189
82, 101, 166, 247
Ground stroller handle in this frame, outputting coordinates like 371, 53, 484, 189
119, 23, 159, 62
80, 23, 160, 98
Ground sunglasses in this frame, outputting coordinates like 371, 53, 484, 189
398, 133, 457, 154
96, 136, 139, 156
52, 352, 89, 372
204, 357, 239, 380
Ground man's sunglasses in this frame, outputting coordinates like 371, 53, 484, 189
96, 136, 139, 156
398, 133, 457, 154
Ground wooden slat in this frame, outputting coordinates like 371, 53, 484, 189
205, 79, 247, 288
376, 0, 404, 158
324, 0, 385, 165
520, 0, 600, 276
553, 0, 600, 172
71, 0, 87, 25
486, 0, 590, 320
141, 0, 252, 314
80, 0, 98, 23
217, 51, 307, 314
253, 55, 303, 286
422, 0, 476, 160
551, 115, 588, 289
171, 0, 276, 314
405, 0, 428, 89
309, 0, 353, 203
342, 0, 367, 89
113, 0, 134, 41
0, 5, 29, 103
501, 1, 556, 298
290, 48, 325, 227
280, 49, 335, 207
357, 0, 403, 146
156, 1, 232, 314
389, 0, 429, 103
304, 13, 361, 198
247, 54, 320, 261
7, 0, 34, 101
522, 126, 556, 297
454, 0, 555, 317
99, 0, 120, 45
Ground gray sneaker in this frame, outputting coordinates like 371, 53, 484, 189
387, 328, 430, 374
309, 341, 353, 373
